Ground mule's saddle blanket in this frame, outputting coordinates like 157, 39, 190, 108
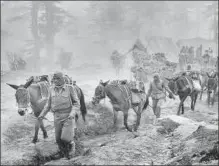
111, 80, 145, 106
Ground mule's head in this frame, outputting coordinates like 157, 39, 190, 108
165, 77, 178, 95
207, 74, 217, 93
92, 80, 110, 105
7, 78, 34, 116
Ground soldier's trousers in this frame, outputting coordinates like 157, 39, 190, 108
54, 112, 75, 152
152, 99, 161, 118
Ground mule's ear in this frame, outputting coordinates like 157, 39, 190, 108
206, 72, 210, 78
102, 80, 110, 86
164, 77, 171, 82
6, 83, 19, 90
24, 77, 34, 88
213, 73, 217, 78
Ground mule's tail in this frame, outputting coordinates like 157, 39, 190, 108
79, 88, 87, 122
143, 97, 149, 110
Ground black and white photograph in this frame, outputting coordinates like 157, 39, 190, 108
1, 1, 218, 165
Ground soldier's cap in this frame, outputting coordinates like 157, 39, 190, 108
153, 73, 160, 78
53, 72, 64, 79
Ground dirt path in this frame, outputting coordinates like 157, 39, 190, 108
1, 70, 218, 165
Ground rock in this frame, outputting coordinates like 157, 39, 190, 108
44, 156, 84, 165
157, 116, 180, 134
35, 141, 59, 158
185, 125, 218, 141
165, 154, 192, 165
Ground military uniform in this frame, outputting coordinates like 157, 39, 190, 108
39, 72, 80, 159
147, 74, 174, 118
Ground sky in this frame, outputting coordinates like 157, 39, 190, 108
60, 1, 217, 40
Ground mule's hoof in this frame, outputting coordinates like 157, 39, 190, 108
43, 134, 48, 139
32, 139, 39, 144
113, 128, 118, 132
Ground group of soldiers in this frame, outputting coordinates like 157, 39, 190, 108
180, 45, 214, 63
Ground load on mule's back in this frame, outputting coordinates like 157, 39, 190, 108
92, 79, 149, 132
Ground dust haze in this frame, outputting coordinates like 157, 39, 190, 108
1, 1, 218, 165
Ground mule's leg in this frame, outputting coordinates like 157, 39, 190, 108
123, 111, 132, 132
207, 92, 210, 107
193, 92, 199, 111
113, 108, 118, 131
212, 91, 216, 106
178, 94, 187, 115
190, 94, 195, 111
133, 106, 142, 131
32, 120, 40, 143
39, 120, 48, 139
199, 87, 203, 100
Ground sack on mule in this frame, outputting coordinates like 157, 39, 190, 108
192, 80, 201, 91
131, 92, 141, 104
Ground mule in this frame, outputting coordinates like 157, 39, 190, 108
165, 75, 199, 115
6, 76, 87, 143
7, 78, 48, 143
206, 73, 218, 106
92, 80, 149, 132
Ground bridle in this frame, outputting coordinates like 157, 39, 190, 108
93, 85, 106, 102
15, 87, 32, 115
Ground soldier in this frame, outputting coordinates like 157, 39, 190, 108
38, 72, 80, 159
146, 73, 175, 119
185, 64, 192, 76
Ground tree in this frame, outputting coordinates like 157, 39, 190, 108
30, 2, 41, 71
203, 2, 218, 41
110, 50, 125, 76
39, 2, 75, 63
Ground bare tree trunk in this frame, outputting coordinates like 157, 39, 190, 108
31, 2, 40, 71
44, 2, 55, 65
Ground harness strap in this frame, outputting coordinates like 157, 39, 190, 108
118, 84, 132, 108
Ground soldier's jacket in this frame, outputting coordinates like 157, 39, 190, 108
40, 84, 80, 116
148, 81, 166, 100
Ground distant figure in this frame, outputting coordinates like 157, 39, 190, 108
186, 65, 192, 76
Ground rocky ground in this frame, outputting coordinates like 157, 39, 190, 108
1, 69, 218, 165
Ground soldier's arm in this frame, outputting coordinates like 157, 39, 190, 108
162, 82, 175, 99
69, 86, 80, 114
39, 91, 52, 118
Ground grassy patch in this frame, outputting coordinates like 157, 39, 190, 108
3, 123, 33, 144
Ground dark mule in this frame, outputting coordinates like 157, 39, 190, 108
7, 76, 87, 143
165, 75, 199, 115
92, 80, 149, 132
206, 72, 218, 106
7, 78, 49, 143
63, 75, 87, 121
